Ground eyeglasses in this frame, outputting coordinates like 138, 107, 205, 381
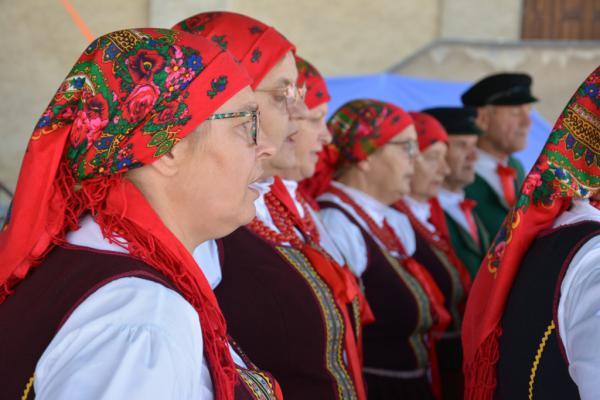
386, 139, 419, 158
206, 110, 260, 145
256, 82, 307, 114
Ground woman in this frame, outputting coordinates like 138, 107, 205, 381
0, 28, 280, 399
177, 13, 364, 399
393, 111, 471, 399
316, 99, 448, 400
463, 66, 600, 399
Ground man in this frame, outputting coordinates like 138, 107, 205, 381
424, 107, 490, 278
462, 72, 537, 239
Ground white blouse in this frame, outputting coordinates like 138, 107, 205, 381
318, 182, 416, 277
35, 215, 245, 400
437, 188, 471, 234
473, 149, 510, 201
554, 199, 600, 399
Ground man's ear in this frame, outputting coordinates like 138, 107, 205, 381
475, 106, 490, 133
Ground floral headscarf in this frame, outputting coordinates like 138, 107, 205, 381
173, 11, 295, 89
0, 28, 251, 400
295, 55, 330, 110
302, 99, 413, 198
462, 66, 600, 399
409, 111, 448, 151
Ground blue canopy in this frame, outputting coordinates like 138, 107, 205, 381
324, 73, 552, 173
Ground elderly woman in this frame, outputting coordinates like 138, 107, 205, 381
316, 99, 449, 400
463, 67, 600, 399
393, 112, 472, 399
0, 28, 281, 400
176, 13, 366, 399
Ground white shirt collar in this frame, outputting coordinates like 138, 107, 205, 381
252, 177, 277, 231
404, 196, 436, 232
437, 188, 465, 207
330, 181, 388, 227
437, 189, 473, 234
282, 178, 305, 218
553, 199, 600, 228
474, 149, 507, 200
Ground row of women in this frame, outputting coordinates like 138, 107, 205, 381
0, 10, 598, 400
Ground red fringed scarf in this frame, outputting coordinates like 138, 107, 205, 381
249, 177, 371, 400
0, 29, 251, 400
326, 184, 450, 399
462, 66, 600, 399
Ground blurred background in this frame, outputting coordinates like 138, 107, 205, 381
1, 0, 599, 224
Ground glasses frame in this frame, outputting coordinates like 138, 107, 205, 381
386, 139, 419, 158
206, 110, 260, 145
256, 82, 307, 114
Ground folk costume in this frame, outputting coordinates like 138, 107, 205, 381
462, 66, 600, 400
393, 112, 471, 399
179, 13, 366, 400
423, 107, 490, 278
315, 100, 450, 400
0, 29, 282, 400
462, 73, 536, 239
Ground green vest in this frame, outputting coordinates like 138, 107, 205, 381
464, 156, 525, 241
444, 210, 490, 278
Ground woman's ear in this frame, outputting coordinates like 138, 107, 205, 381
356, 157, 371, 173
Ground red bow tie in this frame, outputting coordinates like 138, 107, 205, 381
460, 199, 480, 245
496, 164, 517, 207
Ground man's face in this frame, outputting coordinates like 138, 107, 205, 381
445, 134, 479, 189
478, 104, 533, 155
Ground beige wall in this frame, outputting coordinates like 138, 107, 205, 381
0, 0, 148, 189
150, 0, 440, 76
0, 0, 440, 189
1, 0, 596, 189
440, 0, 523, 40
391, 42, 600, 123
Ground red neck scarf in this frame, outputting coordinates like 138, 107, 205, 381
173, 12, 295, 89
394, 199, 472, 294
462, 66, 600, 399
0, 29, 251, 400
250, 177, 370, 400
326, 184, 450, 399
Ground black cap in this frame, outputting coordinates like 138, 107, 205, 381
422, 107, 481, 135
461, 72, 538, 107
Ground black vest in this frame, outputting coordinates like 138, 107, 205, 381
0, 245, 278, 400
319, 202, 432, 372
497, 221, 600, 399
215, 227, 357, 400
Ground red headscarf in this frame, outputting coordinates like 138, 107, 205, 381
172, 12, 295, 89
409, 111, 449, 151
302, 99, 413, 198
295, 55, 330, 110
462, 66, 600, 399
0, 28, 251, 400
